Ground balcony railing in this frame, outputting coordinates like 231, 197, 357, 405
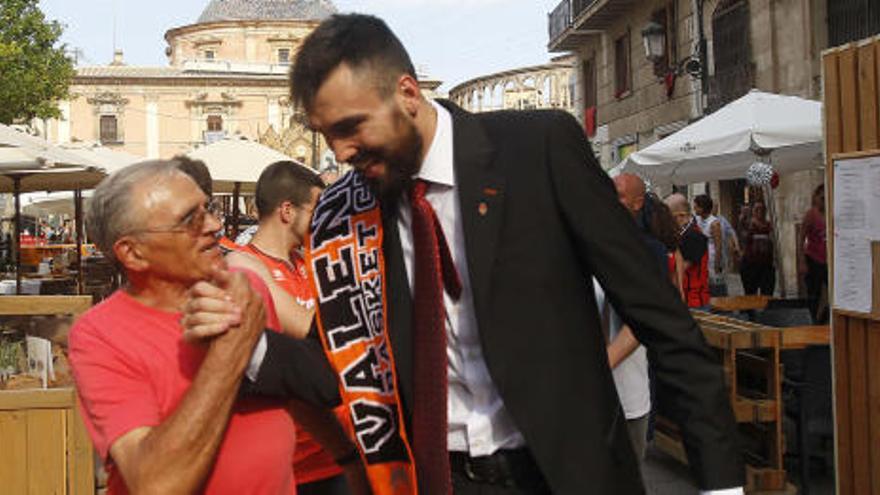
548, 0, 571, 43
548, 0, 602, 45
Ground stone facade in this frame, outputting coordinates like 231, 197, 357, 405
41, 0, 441, 166
549, 0, 831, 297
448, 58, 576, 114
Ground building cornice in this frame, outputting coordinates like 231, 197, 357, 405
165, 19, 321, 43
73, 75, 289, 89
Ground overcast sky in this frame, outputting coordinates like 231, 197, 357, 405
39, 0, 561, 91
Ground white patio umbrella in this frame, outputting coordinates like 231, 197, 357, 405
186, 136, 314, 235
186, 136, 310, 194
0, 125, 118, 293
60, 143, 142, 175
619, 90, 824, 186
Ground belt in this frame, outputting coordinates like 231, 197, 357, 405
448, 448, 543, 487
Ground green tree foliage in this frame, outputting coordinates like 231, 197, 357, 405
0, 0, 75, 124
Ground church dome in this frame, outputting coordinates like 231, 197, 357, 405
197, 0, 337, 24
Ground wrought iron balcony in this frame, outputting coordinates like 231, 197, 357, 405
548, 0, 572, 44
548, 0, 636, 51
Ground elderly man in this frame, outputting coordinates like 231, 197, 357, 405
69, 160, 298, 495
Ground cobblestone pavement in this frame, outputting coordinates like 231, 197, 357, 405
641, 444, 836, 495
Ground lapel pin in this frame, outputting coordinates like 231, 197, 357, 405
478, 201, 489, 216
482, 187, 500, 196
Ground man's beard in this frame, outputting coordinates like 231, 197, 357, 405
361, 112, 423, 200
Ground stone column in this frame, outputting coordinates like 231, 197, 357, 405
145, 96, 159, 159
57, 100, 71, 144
268, 97, 282, 131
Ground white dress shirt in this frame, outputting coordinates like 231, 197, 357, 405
397, 101, 526, 456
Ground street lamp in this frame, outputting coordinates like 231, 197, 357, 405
640, 22, 703, 81
641, 22, 666, 62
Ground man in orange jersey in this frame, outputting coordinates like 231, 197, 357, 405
227, 160, 358, 495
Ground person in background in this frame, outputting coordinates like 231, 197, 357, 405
741, 202, 775, 296
694, 195, 726, 297
736, 204, 752, 245
667, 193, 711, 308
799, 184, 827, 323
226, 161, 357, 495
606, 174, 660, 461
646, 194, 684, 291
712, 204, 741, 277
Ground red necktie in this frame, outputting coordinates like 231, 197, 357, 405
410, 179, 462, 493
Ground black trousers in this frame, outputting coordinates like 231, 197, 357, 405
451, 470, 551, 495
297, 474, 351, 495
740, 260, 775, 295
805, 257, 828, 324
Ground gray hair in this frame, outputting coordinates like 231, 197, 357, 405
86, 160, 187, 268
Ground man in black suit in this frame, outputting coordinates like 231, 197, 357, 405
183, 14, 743, 495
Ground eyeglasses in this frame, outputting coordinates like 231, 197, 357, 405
128, 200, 222, 237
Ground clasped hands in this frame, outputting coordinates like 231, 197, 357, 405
181, 267, 263, 343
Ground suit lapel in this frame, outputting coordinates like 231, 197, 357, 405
440, 101, 505, 318
381, 199, 414, 427
380, 101, 504, 430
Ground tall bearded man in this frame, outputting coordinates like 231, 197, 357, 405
185, 14, 744, 495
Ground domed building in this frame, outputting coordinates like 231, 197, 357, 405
43, 1, 441, 164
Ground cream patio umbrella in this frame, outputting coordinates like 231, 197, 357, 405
186, 136, 314, 235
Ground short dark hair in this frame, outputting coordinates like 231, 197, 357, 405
693, 194, 713, 212
255, 161, 325, 220
290, 14, 417, 112
174, 156, 212, 196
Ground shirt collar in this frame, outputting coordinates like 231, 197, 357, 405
414, 100, 455, 187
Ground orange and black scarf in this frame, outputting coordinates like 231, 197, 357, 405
305, 171, 418, 494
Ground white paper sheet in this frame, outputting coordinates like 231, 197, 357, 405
832, 157, 877, 314
833, 233, 873, 314
25, 335, 52, 388
868, 161, 880, 240
834, 160, 868, 231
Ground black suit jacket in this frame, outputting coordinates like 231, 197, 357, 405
255, 101, 744, 494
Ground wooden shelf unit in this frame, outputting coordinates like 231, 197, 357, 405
655, 311, 787, 493
0, 295, 94, 495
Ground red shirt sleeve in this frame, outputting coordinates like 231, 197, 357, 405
69, 318, 161, 461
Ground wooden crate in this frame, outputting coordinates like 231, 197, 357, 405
0, 296, 94, 495
655, 310, 786, 493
